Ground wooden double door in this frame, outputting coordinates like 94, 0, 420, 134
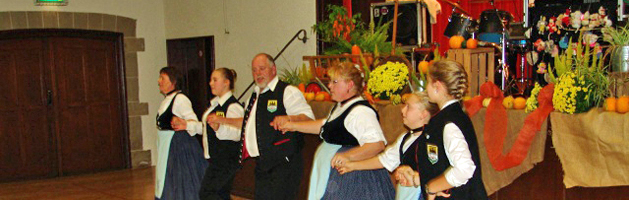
0, 30, 129, 182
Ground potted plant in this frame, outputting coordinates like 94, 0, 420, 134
602, 25, 629, 72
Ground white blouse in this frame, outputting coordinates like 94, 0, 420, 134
322, 97, 387, 146
157, 92, 199, 136
378, 131, 420, 172
187, 91, 244, 159
441, 100, 477, 187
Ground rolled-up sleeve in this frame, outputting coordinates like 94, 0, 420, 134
344, 106, 387, 146
215, 103, 244, 141
283, 86, 315, 120
172, 95, 200, 136
378, 133, 406, 172
443, 123, 476, 187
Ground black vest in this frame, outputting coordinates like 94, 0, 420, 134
320, 100, 378, 146
253, 81, 303, 170
405, 102, 488, 200
156, 93, 180, 130
206, 96, 241, 163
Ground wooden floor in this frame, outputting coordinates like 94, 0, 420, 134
0, 167, 250, 200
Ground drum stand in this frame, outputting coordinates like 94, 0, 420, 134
499, 27, 509, 91
490, 0, 509, 91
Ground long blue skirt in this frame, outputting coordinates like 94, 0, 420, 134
322, 146, 395, 200
156, 130, 208, 200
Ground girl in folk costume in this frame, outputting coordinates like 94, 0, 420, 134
155, 66, 208, 200
279, 62, 394, 200
171, 68, 244, 200
335, 92, 439, 200
396, 60, 488, 200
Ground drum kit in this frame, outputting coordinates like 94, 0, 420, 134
441, 0, 533, 94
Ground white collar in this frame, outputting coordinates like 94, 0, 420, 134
254, 76, 279, 94
441, 99, 458, 110
337, 96, 365, 109
211, 91, 233, 107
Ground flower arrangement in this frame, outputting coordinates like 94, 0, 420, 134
368, 61, 409, 100
549, 33, 610, 114
552, 71, 591, 114
525, 82, 543, 113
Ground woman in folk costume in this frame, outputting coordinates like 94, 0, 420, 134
172, 68, 244, 200
336, 92, 439, 200
396, 60, 488, 200
279, 62, 395, 200
155, 66, 208, 200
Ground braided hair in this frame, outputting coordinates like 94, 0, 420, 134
428, 60, 468, 100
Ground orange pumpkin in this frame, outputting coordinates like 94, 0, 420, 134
466, 38, 478, 49
418, 61, 430, 74
513, 97, 527, 109
617, 96, 629, 113
449, 36, 465, 49
605, 97, 617, 112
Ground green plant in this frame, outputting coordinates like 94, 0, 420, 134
280, 63, 314, 86
279, 67, 301, 86
602, 25, 629, 46
312, 5, 402, 56
549, 32, 610, 113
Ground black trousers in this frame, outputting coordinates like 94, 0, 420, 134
254, 155, 304, 200
199, 159, 238, 200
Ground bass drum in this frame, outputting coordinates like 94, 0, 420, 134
444, 12, 477, 39
478, 10, 513, 34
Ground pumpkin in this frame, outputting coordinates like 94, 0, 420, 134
604, 97, 617, 112
466, 38, 478, 49
482, 98, 491, 107
502, 96, 514, 109
617, 96, 629, 113
449, 36, 465, 49
418, 61, 430, 74
513, 97, 527, 109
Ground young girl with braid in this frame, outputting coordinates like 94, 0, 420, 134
335, 91, 438, 200
396, 60, 488, 200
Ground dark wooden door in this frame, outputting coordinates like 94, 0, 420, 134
167, 37, 215, 118
51, 37, 127, 175
0, 38, 57, 181
0, 30, 129, 182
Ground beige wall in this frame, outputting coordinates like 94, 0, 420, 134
1, 0, 317, 166
164, 0, 317, 97
0, 0, 166, 165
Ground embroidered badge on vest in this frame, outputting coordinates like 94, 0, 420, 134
427, 143, 439, 164
215, 111, 225, 117
267, 100, 278, 113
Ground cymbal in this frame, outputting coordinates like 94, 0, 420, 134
437, 0, 469, 15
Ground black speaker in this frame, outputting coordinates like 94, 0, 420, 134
371, 1, 431, 46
